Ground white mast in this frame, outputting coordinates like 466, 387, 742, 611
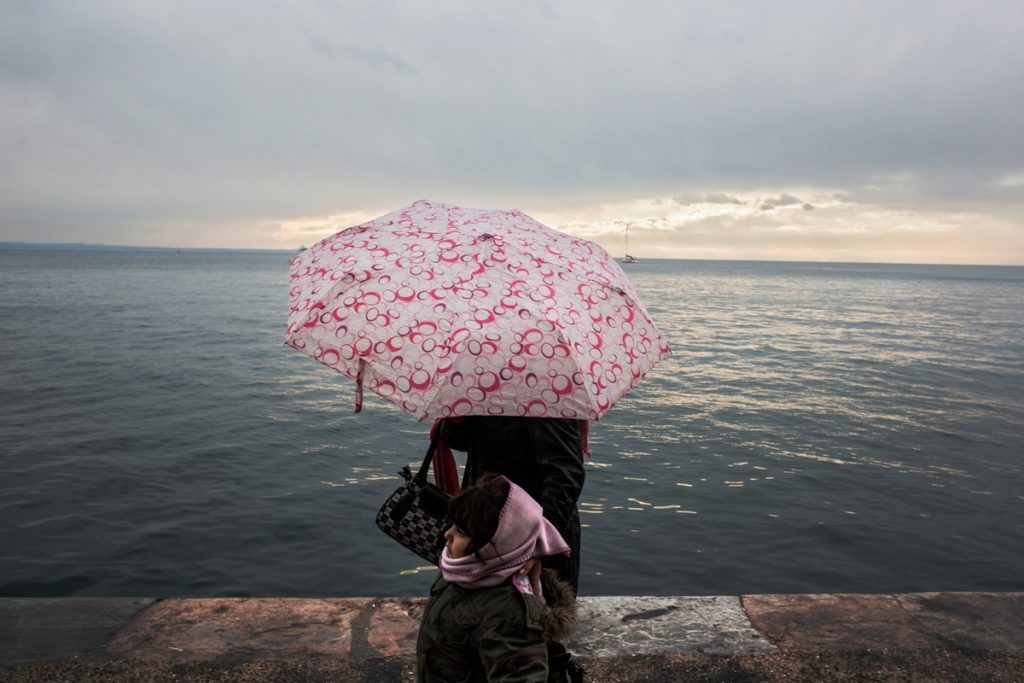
623, 224, 638, 263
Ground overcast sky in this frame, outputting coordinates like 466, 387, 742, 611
2, 1, 1022, 263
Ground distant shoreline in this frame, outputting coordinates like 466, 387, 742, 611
0, 242, 293, 254
1, 242, 1021, 267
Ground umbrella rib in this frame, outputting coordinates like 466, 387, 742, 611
418, 296, 474, 420
550, 318, 602, 421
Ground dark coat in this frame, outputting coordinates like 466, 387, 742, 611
440, 417, 585, 592
416, 570, 577, 683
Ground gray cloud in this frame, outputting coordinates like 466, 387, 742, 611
305, 34, 418, 75
672, 193, 747, 206
702, 193, 745, 205
759, 194, 804, 211
0, 1, 1022, 253
610, 199, 1023, 264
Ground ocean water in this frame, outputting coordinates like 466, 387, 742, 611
1, 248, 1022, 598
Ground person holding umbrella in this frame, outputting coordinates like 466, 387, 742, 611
287, 200, 668, 682
287, 201, 666, 588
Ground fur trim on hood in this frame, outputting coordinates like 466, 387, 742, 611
540, 569, 577, 642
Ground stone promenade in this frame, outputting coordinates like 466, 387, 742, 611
2, 592, 1022, 681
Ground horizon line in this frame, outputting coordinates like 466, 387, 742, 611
1, 241, 1021, 268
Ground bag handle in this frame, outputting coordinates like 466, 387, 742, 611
400, 433, 441, 484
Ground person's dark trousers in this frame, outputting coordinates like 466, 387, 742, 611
547, 642, 585, 682
544, 507, 581, 595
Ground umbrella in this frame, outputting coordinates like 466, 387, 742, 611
286, 199, 669, 421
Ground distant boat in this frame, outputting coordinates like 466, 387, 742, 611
297, 245, 307, 252
621, 225, 638, 264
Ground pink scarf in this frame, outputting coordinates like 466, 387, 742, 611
439, 477, 570, 590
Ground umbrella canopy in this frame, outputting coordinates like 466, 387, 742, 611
286, 200, 669, 421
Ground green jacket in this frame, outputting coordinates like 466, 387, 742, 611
416, 571, 576, 683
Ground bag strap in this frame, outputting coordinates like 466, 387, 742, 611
412, 432, 441, 483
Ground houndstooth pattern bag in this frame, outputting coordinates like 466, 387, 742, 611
376, 436, 451, 564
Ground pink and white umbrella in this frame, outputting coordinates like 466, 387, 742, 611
286, 200, 669, 421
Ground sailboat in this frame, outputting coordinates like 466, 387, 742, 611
622, 224, 638, 264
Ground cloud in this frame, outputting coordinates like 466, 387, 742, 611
759, 194, 804, 211
995, 172, 1024, 188
271, 209, 386, 246
529, 190, 1023, 265
304, 35, 418, 75
702, 193, 745, 206
0, 1, 1021, 262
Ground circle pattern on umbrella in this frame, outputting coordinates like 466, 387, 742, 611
286, 200, 669, 420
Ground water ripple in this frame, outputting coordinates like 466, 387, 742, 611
1, 252, 1022, 597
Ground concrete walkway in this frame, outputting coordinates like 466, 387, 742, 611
2, 592, 1022, 681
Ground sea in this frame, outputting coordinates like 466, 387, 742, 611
1, 247, 1022, 598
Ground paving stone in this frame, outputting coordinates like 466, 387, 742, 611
894, 592, 1024, 651
365, 598, 426, 657
570, 596, 776, 656
105, 598, 372, 660
0, 597, 155, 665
743, 593, 928, 651
744, 593, 948, 651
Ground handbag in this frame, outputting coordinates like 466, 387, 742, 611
376, 435, 452, 564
